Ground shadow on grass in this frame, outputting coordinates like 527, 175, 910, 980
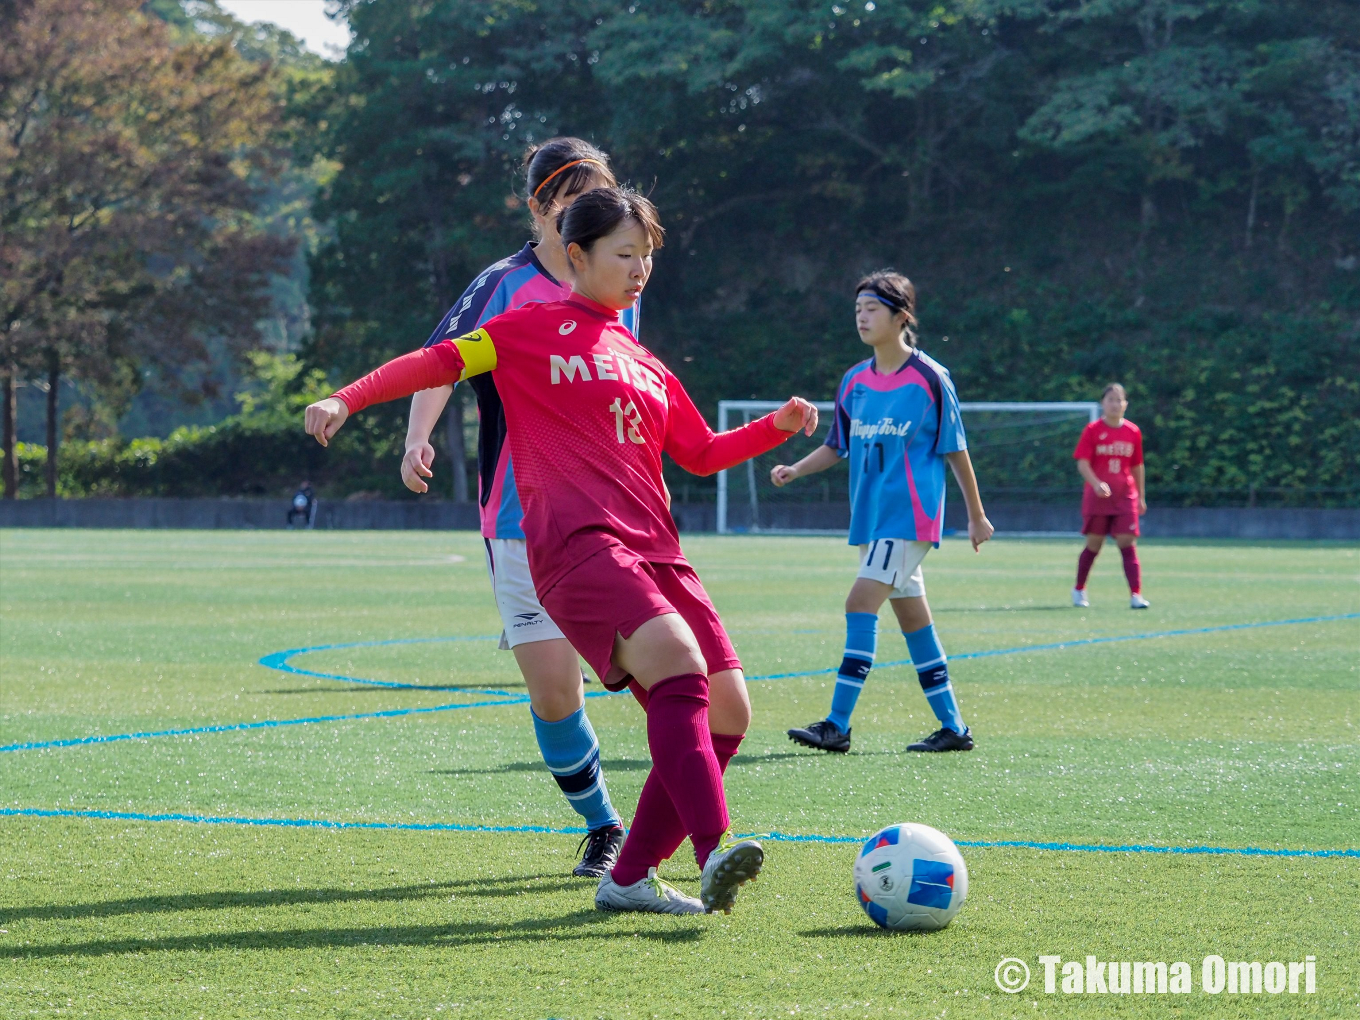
1, 872, 581, 924
799, 925, 918, 938
428, 758, 653, 777
4, 910, 705, 958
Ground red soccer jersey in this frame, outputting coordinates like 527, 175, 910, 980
1073, 418, 1143, 513
334, 295, 793, 595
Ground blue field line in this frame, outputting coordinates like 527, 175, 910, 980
259, 635, 521, 694
0, 696, 531, 754
744, 612, 1360, 681
6, 612, 1353, 755
4, 808, 1355, 859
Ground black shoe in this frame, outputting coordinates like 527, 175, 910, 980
787, 719, 851, 753
573, 824, 625, 878
907, 727, 975, 752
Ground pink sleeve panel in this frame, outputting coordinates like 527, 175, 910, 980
663, 371, 793, 477
1132, 426, 1144, 466
333, 342, 465, 415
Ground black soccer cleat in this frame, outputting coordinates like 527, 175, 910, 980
573, 824, 625, 878
787, 719, 851, 753
907, 727, 975, 753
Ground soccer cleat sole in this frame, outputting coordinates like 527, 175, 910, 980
573, 861, 611, 879
787, 729, 850, 754
702, 843, 764, 915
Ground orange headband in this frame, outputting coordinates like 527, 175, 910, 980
532, 158, 607, 199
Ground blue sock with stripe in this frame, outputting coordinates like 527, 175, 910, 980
904, 624, 966, 734
827, 612, 878, 732
532, 706, 620, 831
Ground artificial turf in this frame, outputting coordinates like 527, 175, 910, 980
1, 529, 1356, 1018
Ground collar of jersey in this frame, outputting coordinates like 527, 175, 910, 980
521, 241, 562, 287
563, 293, 623, 321
868, 351, 917, 375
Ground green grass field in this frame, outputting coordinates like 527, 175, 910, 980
1, 529, 1356, 1019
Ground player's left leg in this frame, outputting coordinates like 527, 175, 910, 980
889, 545, 973, 752
611, 564, 752, 890
1114, 532, 1148, 608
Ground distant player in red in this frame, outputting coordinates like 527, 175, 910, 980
1072, 383, 1149, 609
304, 188, 818, 915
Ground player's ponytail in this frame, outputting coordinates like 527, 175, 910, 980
523, 138, 617, 217
558, 187, 666, 254
854, 270, 919, 346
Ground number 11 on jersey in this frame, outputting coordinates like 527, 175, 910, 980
610, 397, 645, 444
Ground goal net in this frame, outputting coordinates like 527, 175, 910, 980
715, 400, 1099, 534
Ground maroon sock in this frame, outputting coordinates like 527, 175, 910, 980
612, 731, 743, 886
1120, 544, 1141, 593
1076, 547, 1098, 589
615, 673, 729, 880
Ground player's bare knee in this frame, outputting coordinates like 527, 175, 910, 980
708, 669, 751, 734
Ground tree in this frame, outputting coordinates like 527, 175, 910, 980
306, 0, 1359, 504
0, 0, 294, 496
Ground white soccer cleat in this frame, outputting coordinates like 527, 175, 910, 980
595, 868, 704, 915
1071, 587, 1090, 608
700, 834, 764, 914
1130, 593, 1150, 609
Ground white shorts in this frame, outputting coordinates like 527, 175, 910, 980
484, 538, 567, 650
856, 538, 932, 599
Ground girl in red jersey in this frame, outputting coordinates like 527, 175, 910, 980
305, 188, 818, 915
1072, 383, 1149, 609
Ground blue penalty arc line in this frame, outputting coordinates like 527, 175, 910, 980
2, 808, 1355, 860
2, 612, 1355, 755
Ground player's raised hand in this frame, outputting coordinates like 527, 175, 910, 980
968, 515, 995, 553
402, 442, 436, 493
773, 396, 819, 436
304, 397, 349, 447
770, 464, 798, 487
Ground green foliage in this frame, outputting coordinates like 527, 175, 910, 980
306, 0, 1359, 503
15, 354, 412, 499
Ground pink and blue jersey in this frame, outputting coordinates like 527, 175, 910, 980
824, 349, 968, 545
423, 242, 640, 538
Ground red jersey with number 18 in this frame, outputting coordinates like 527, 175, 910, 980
1073, 418, 1143, 515
334, 294, 793, 597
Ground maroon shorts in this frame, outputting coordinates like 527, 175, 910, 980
1082, 511, 1140, 537
539, 544, 741, 691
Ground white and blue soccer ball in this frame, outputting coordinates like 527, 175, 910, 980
853, 822, 968, 931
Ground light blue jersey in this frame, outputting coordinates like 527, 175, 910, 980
824, 349, 968, 545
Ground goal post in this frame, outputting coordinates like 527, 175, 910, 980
715, 399, 1100, 534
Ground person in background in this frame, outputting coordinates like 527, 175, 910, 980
1071, 383, 1149, 609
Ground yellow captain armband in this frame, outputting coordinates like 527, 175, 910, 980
452, 328, 497, 380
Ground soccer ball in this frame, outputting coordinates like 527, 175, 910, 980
853, 822, 968, 931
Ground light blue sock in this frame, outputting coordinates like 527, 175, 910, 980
904, 624, 966, 735
827, 612, 878, 732
532, 706, 620, 830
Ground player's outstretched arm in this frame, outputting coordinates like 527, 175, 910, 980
303, 342, 473, 449
663, 376, 816, 476
770, 444, 840, 487
944, 449, 994, 552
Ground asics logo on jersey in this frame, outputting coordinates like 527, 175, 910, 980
558, 320, 577, 335
850, 417, 913, 440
